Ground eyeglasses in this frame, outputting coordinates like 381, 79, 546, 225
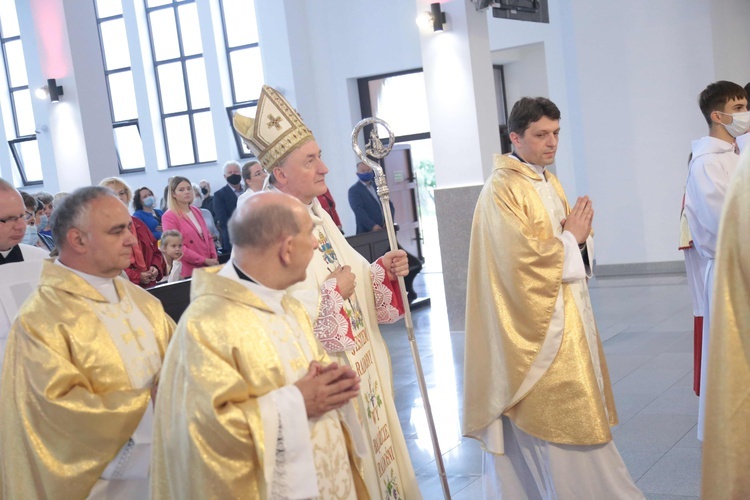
0, 213, 27, 224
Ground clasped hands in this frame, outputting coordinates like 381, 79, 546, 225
139, 265, 161, 285
294, 361, 360, 418
561, 196, 594, 244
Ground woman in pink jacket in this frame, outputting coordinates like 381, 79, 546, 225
162, 176, 219, 278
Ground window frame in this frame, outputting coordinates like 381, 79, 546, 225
94, 0, 146, 173
217, 0, 260, 106
144, 0, 215, 168
0, 19, 41, 186
357, 68, 431, 146
9, 136, 43, 186
218, 0, 263, 158
226, 102, 258, 160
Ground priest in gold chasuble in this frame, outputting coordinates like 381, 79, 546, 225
151, 193, 368, 499
234, 86, 419, 499
0, 187, 174, 499
462, 98, 642, 499
702, 149, 750, 499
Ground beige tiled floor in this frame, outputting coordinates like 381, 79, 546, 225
381, 272, 701, 499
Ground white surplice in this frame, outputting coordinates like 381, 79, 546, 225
684, 136, 741, 440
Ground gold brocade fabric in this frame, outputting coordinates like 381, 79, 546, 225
0, 261, 174, 499
462, 154, 617, 450
701, 151, 750, 499
150, 266, 367, 500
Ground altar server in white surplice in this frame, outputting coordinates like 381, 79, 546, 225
0, 186, 174, 499
684, 80, 749, 440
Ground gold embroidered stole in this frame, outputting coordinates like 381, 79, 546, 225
313, 225, 403, 499
83, 281, 161, 389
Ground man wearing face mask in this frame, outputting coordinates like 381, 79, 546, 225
198, 180, 215, 218
213, 161, 244, 253
0, 180, 47, 373
35, 192, 54, 235
20, 192, 54, 251
34, 199, 55, 252
348, 162, 423, 303
684, 80, 749, 441
348, 162, 393, 233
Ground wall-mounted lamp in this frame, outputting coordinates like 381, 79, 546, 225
416, 3, 447, 32
34, 78, 64, 102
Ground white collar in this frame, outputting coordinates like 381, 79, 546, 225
511, 153, 546, 178
218, 261, 287, 315
55, 259, 119, 303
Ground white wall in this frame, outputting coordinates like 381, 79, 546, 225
710, 0, 750, 83
494, 43, 548, 115
288, 0, 424, 234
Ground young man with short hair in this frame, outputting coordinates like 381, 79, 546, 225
684, 80, 749, 440
463, 97, 643, 498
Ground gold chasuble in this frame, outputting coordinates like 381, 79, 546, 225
462, 154, 617, 452
702, 152, 750, 499
0, 261, 174, 499
151, 266, 368, 500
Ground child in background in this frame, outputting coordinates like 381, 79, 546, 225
160, 230, 184, 283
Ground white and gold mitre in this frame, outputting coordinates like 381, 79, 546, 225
232, 85, 315, 172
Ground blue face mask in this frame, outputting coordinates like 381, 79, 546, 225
357, 172, 375, 183
22, 225, 38, 246
39, 214, 48, 230
143, 195, 156, 208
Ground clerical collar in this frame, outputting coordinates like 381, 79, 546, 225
0, 245, 23, 265
55, 259, 119, 303
510, 153, 546, 179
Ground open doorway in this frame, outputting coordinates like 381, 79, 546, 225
357, 69, 441, 272
357, 68, 510, 273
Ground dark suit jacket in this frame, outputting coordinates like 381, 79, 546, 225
348, 181, 394, 234
212, 184, 242, 251
200, 195, 215, 219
